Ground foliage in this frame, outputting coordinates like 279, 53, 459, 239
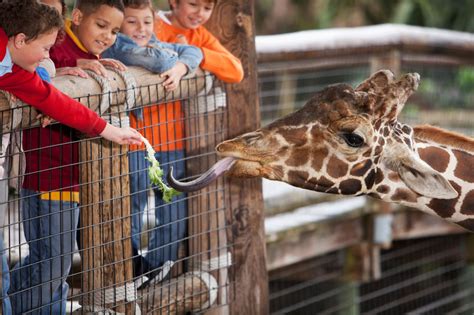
255, 0, 474, 35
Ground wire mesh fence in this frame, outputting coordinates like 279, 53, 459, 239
269, 234, 474, 315
0, 70, 234, 314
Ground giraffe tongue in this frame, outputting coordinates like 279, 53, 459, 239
167, 157, 236, 192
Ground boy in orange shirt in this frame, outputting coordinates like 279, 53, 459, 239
128, 0, 243, 284
155, 0, 244, 83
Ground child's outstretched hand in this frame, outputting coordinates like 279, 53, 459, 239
100, 124, 142, 145
160, 62, 188, 91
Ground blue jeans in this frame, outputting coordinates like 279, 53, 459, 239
9, 189, 79, 315
129, 150, 187, 273
0, 235, 12, 315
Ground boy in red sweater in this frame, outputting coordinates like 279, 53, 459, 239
0, 1, 141, 313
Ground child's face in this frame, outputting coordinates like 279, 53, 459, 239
121, 7, 154, 47
169, 0, 215, 30
71, 5, 124, 55
10, 30, 59, 73
40, 0, 63, 15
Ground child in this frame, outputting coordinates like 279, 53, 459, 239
155, 0, 244, 84
102, 0, 203, 281
0, 1, 141, 313
148, 0, 243, 281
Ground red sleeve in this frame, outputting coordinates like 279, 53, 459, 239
0, 65, 106, 136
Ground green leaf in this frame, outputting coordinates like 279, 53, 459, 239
141, 136, 181, 203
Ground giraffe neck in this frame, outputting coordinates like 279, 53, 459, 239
374, 125, 474, 230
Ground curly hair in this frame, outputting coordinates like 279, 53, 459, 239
75, 0, 125, 15
0, 0, 63, 41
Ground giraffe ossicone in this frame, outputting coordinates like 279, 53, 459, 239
168, 70, 474, 231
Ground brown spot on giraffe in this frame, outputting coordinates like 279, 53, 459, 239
339, 179, 362, 195
286, 147, 310, 167
428, 181, 461, 218
418, 147, 450, 173
318, 176, 335, 188
287, 170, 310, 188
376, 185, 390, 194
388, 172, 400, 182
364, 169, 377, 189
311, 147, 328, 171
374, 168, 385, 185
279, 127, 308, 147
326, 155, 348, 178
460, 190, 474, 215
453, 150, 474, 183
392, 188, 418, 203
350, 160, 373, 177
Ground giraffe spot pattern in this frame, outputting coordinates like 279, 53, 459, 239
376, 185, 390, 194
428, 181, 461, 218
315, 176, 335, 189
418, 147, 450, 173
460, 190, 474, 215
287, 170, 310, 188
453, 150, 474, 183
350, 160, 373, 177
327, 155, 348, 178
392, 188, 418, 203
310, 147, 328, 171
388, 172, 400, 182
364, 169, 377, 189
286, 147, 310, 167
339, 179, 362, 195
279, 127, 308, 146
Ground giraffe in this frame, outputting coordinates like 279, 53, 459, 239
168, 70, 474, 231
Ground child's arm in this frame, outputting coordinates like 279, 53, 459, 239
195, 28, 244, 83
0, 65, 141, 144
102, 34, 203, 75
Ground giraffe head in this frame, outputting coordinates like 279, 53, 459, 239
169, 70, 457, 200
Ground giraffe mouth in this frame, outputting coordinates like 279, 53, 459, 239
167, 157, 237, 192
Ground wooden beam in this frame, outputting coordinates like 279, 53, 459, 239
206, 1, 269, 314
79, 139, 134, 313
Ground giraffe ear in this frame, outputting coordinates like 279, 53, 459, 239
398, 156, 458, 199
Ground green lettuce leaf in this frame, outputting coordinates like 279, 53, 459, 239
141, 136, 181, 203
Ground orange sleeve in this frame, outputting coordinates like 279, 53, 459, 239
197, 28, 244, 83
154, 18, 244, 83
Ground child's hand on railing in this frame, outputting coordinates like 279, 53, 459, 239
160, 62, 187, 91
77, 59, 126, 79
56, 67, 89, 78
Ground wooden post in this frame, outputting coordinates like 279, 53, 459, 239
206, 1, 269, 314
79, 138, 135, 313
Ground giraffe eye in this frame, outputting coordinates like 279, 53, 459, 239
341, 133, 365, 148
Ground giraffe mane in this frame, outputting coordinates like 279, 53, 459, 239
414, 124, 474, 153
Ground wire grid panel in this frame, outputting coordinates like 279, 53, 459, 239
269, 234, 474, 314
0, 72, 234, 314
